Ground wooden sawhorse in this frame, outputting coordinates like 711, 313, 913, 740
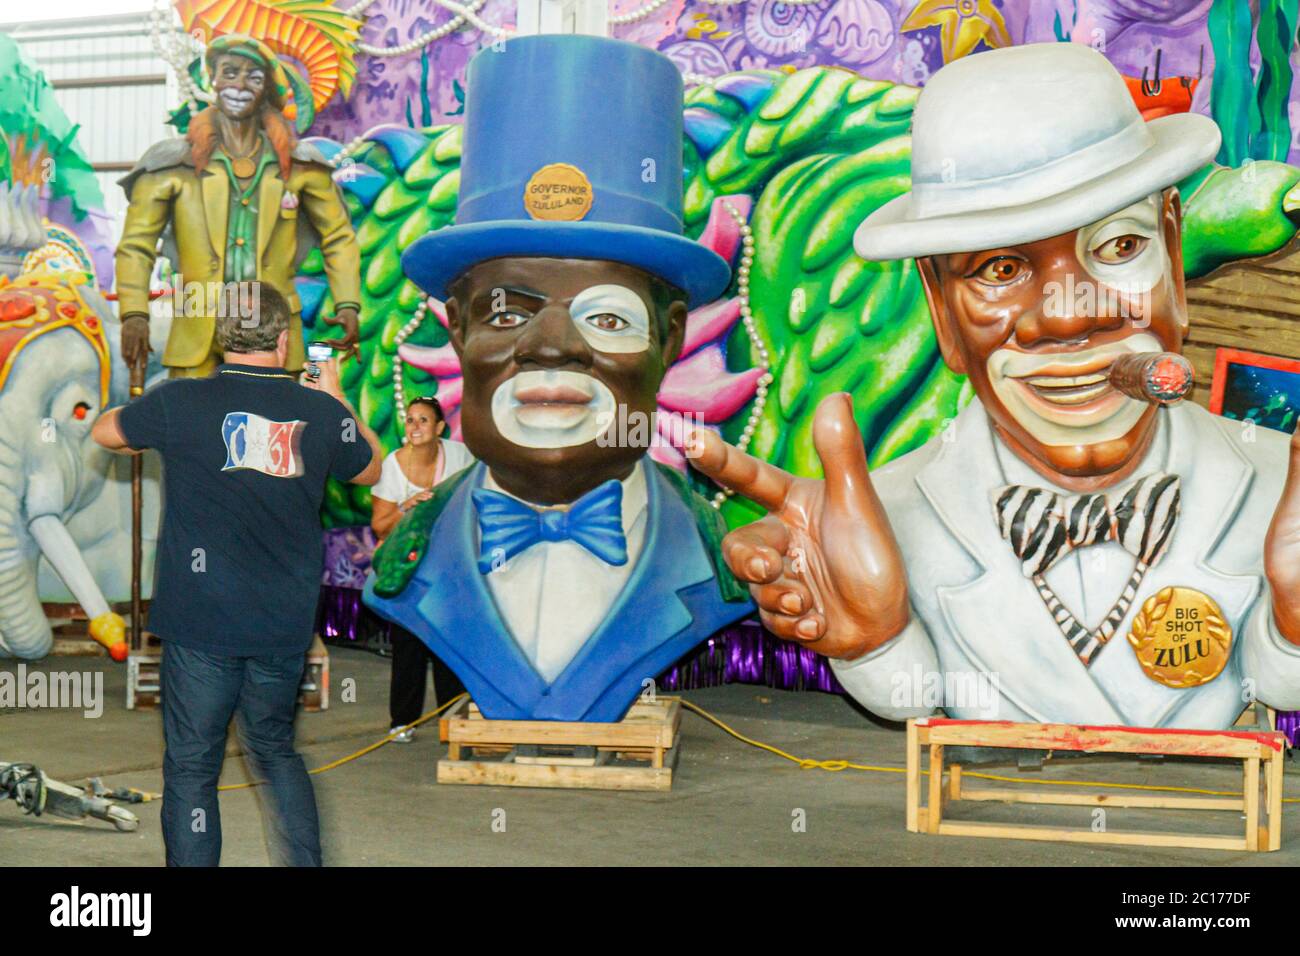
906, 718, 1287, 852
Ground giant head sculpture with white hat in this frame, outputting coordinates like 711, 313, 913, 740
855, 41, 1217, 490
690, 42, 1300, 686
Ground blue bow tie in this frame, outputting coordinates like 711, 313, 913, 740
472, 479, 628, 573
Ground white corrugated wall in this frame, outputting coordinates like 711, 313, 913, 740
3, 10, 184, 229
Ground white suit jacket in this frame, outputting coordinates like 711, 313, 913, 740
831, 399, 1300, 727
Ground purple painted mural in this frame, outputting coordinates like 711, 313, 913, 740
296, 1, 1298, 167
311, 0, 515, 139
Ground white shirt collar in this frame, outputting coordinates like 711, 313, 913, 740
483, 458, 649, 537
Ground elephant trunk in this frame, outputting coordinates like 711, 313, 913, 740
29, 515, 111, 619
0, 448, 117, 660
0, 530, 52, 659
0, 441, 50, 657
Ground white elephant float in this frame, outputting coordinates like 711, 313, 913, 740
0, 265, 167, 659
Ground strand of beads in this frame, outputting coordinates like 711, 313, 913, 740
391, 297, 433, 442
682, 72, 717, 88
327, 133, 371, 170
149, 0, 212, 109
433, 0, 513, 37
356, 0, 509, 55
609, 0, 671, 26
617, 0, 828, 32
711, 197, 772, 510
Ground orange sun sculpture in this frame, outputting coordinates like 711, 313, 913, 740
174, 0, 363, 115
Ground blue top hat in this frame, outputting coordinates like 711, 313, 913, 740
401, 35, 731, 307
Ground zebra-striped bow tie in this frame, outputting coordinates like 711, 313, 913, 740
994, 473, 1182, 578
992, 473, 1182, 665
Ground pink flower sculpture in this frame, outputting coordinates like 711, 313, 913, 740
397, 195, 762, 471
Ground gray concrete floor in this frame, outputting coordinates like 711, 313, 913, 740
2, 647, 1298, 866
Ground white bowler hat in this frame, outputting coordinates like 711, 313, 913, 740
854, 42, 1222, 261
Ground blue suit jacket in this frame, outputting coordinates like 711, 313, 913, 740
363, 462, 754, 721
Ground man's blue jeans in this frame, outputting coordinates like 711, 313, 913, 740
160, 643, 321, 866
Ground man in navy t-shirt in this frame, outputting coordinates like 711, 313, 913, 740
93, 285, 380, 866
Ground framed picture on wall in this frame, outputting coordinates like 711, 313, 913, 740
1208, 347, 1300, 435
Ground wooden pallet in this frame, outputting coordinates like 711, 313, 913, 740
126, 633, 163, 710
125, 634, 330, 711
300, 636, 330, 712
906, 718, 1287, 852
437, 696, 681, 791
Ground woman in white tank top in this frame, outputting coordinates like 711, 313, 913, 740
369, 395, 475, 740
370, 396, 475, 540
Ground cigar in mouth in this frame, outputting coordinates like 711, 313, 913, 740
1108, 352, 1194, 405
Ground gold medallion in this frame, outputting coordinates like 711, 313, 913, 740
523, 163, 593, 221
1126, 586, 1232, 689
231, 157, 257, 179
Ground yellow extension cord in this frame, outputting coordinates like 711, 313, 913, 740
215, 692, 470, 793
209, 693, 1298, 804
678, 700, 1300, 803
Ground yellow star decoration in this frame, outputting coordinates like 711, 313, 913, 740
901, 0, 1013, 64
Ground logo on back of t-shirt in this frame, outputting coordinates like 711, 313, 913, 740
221, 412, 306, 478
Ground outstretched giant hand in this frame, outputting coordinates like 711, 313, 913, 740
688, 393, 910, 660
1266, 428, 1300, 643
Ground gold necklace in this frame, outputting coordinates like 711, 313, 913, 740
226, 138, 261, 179
219, 368, 292, 380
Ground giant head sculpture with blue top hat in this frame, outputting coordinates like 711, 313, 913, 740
364, 34, 753, 723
